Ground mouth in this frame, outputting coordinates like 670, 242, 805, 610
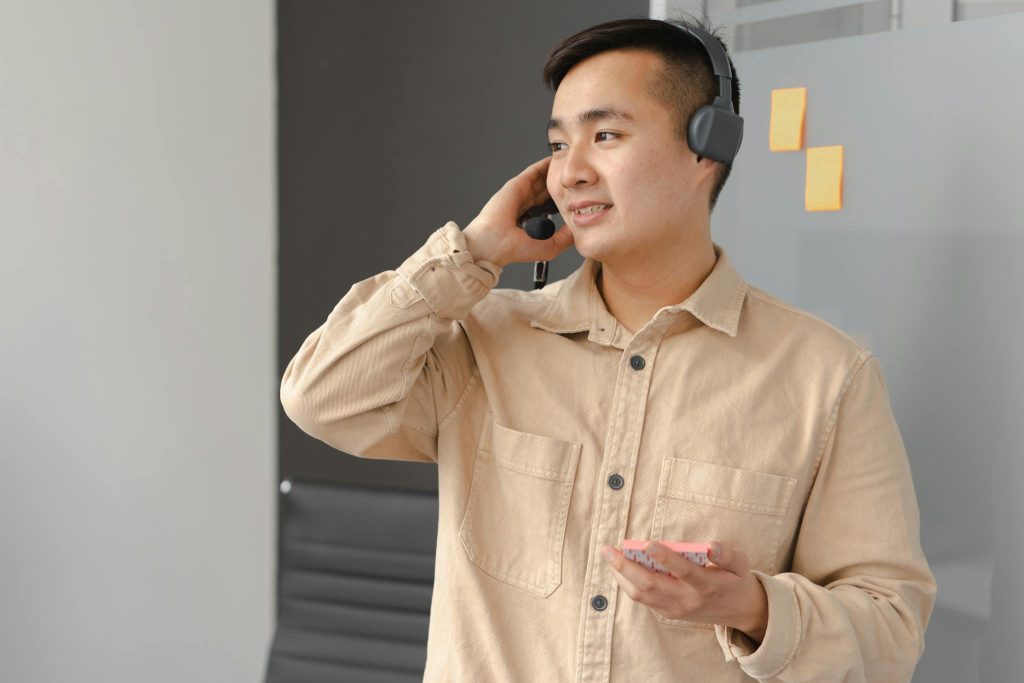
572, 204, 613, 225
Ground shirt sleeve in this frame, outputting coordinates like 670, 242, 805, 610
713, 353, 938, 682
279, 221, 501, 463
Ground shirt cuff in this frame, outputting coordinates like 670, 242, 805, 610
714, 570, 801, 680
394, 221, 503, 320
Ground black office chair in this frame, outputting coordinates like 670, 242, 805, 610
265, 479, 438, 683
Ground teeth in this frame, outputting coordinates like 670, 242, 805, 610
576, 204, 609, 215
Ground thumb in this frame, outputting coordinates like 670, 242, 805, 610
707, 542, 749, 576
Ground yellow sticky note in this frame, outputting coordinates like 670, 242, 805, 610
805, 145, 844, 212
769, 87, 807, 151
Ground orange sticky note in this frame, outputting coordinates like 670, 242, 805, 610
769, 87, 806, 151
805, 145, 844, 211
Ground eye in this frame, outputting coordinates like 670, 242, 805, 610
548, 132, 619, 153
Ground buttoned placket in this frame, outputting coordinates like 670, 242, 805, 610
575, 315, 673, 683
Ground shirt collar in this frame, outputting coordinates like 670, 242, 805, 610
529, 241, 747, 344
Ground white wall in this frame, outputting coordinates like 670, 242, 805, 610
0, 2, 275, 681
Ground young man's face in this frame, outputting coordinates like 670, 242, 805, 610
546, 48, 718, 265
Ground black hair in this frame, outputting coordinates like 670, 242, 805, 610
542, 13, 741, 214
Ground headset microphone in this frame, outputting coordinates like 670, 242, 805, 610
523, 216, 556, 240
517, 197, 558, 239
517, 198, 558, 288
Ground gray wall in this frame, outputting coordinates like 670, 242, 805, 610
708, 13, 1024, 682
0, 2, 275, 681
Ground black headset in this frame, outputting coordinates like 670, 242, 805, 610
519, 20, 743, 289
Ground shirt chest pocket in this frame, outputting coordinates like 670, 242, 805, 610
650, 456, 797, 629
458, 416, 582, 598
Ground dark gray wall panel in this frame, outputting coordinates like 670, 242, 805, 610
278, 1, 647, 492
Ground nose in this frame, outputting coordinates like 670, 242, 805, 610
558, 144, 598, 190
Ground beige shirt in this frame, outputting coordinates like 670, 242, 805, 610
280, 221, 937, 682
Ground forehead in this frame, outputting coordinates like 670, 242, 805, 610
549, 49, 666, 126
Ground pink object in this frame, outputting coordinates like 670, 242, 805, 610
620, 540, 713, 574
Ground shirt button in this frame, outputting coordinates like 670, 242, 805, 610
630, 355, 645, 371
608, 474, 624, 490
591, 595, 608, 611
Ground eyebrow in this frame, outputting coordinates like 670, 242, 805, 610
547, 107, 634, 134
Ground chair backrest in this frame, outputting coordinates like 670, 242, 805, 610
265, 479, 438, 683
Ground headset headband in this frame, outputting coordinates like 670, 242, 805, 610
665, 20, 744, 165
668, 21, 737, 114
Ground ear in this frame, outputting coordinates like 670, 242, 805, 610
694, 153, 720, 180
695, 153, 717, 168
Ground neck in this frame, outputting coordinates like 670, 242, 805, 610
596, 234, 717, 336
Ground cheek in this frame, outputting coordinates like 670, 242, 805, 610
630, 158, 692, 209
546, 176, 564, 214
613, 159, 664, 209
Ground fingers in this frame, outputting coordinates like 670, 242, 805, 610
499, 156, 551, 215
644, 542, 704, 586
509, 155, 550, 187
517, 188, 552, 220
552, 222, 574, 249
601, 542, 755, 625
602, 547, 652, 592
535, 223, 572, 260
604, 546, 685, 611
521, 154, 552, 177
519, 155, 553, 198
511, 221, 572, 264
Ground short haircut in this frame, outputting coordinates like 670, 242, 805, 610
542, 14, 741, 214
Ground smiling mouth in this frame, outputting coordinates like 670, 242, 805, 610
572, 205, 613, 224
574, 204, 612, 216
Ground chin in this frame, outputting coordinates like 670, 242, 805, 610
572, 237, 611, 264
573, 227, 618, 259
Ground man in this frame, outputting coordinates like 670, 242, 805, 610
280, 15, 936, 682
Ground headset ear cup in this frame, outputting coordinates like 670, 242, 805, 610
687, 105, 714, 158
688, 105, 742, 166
